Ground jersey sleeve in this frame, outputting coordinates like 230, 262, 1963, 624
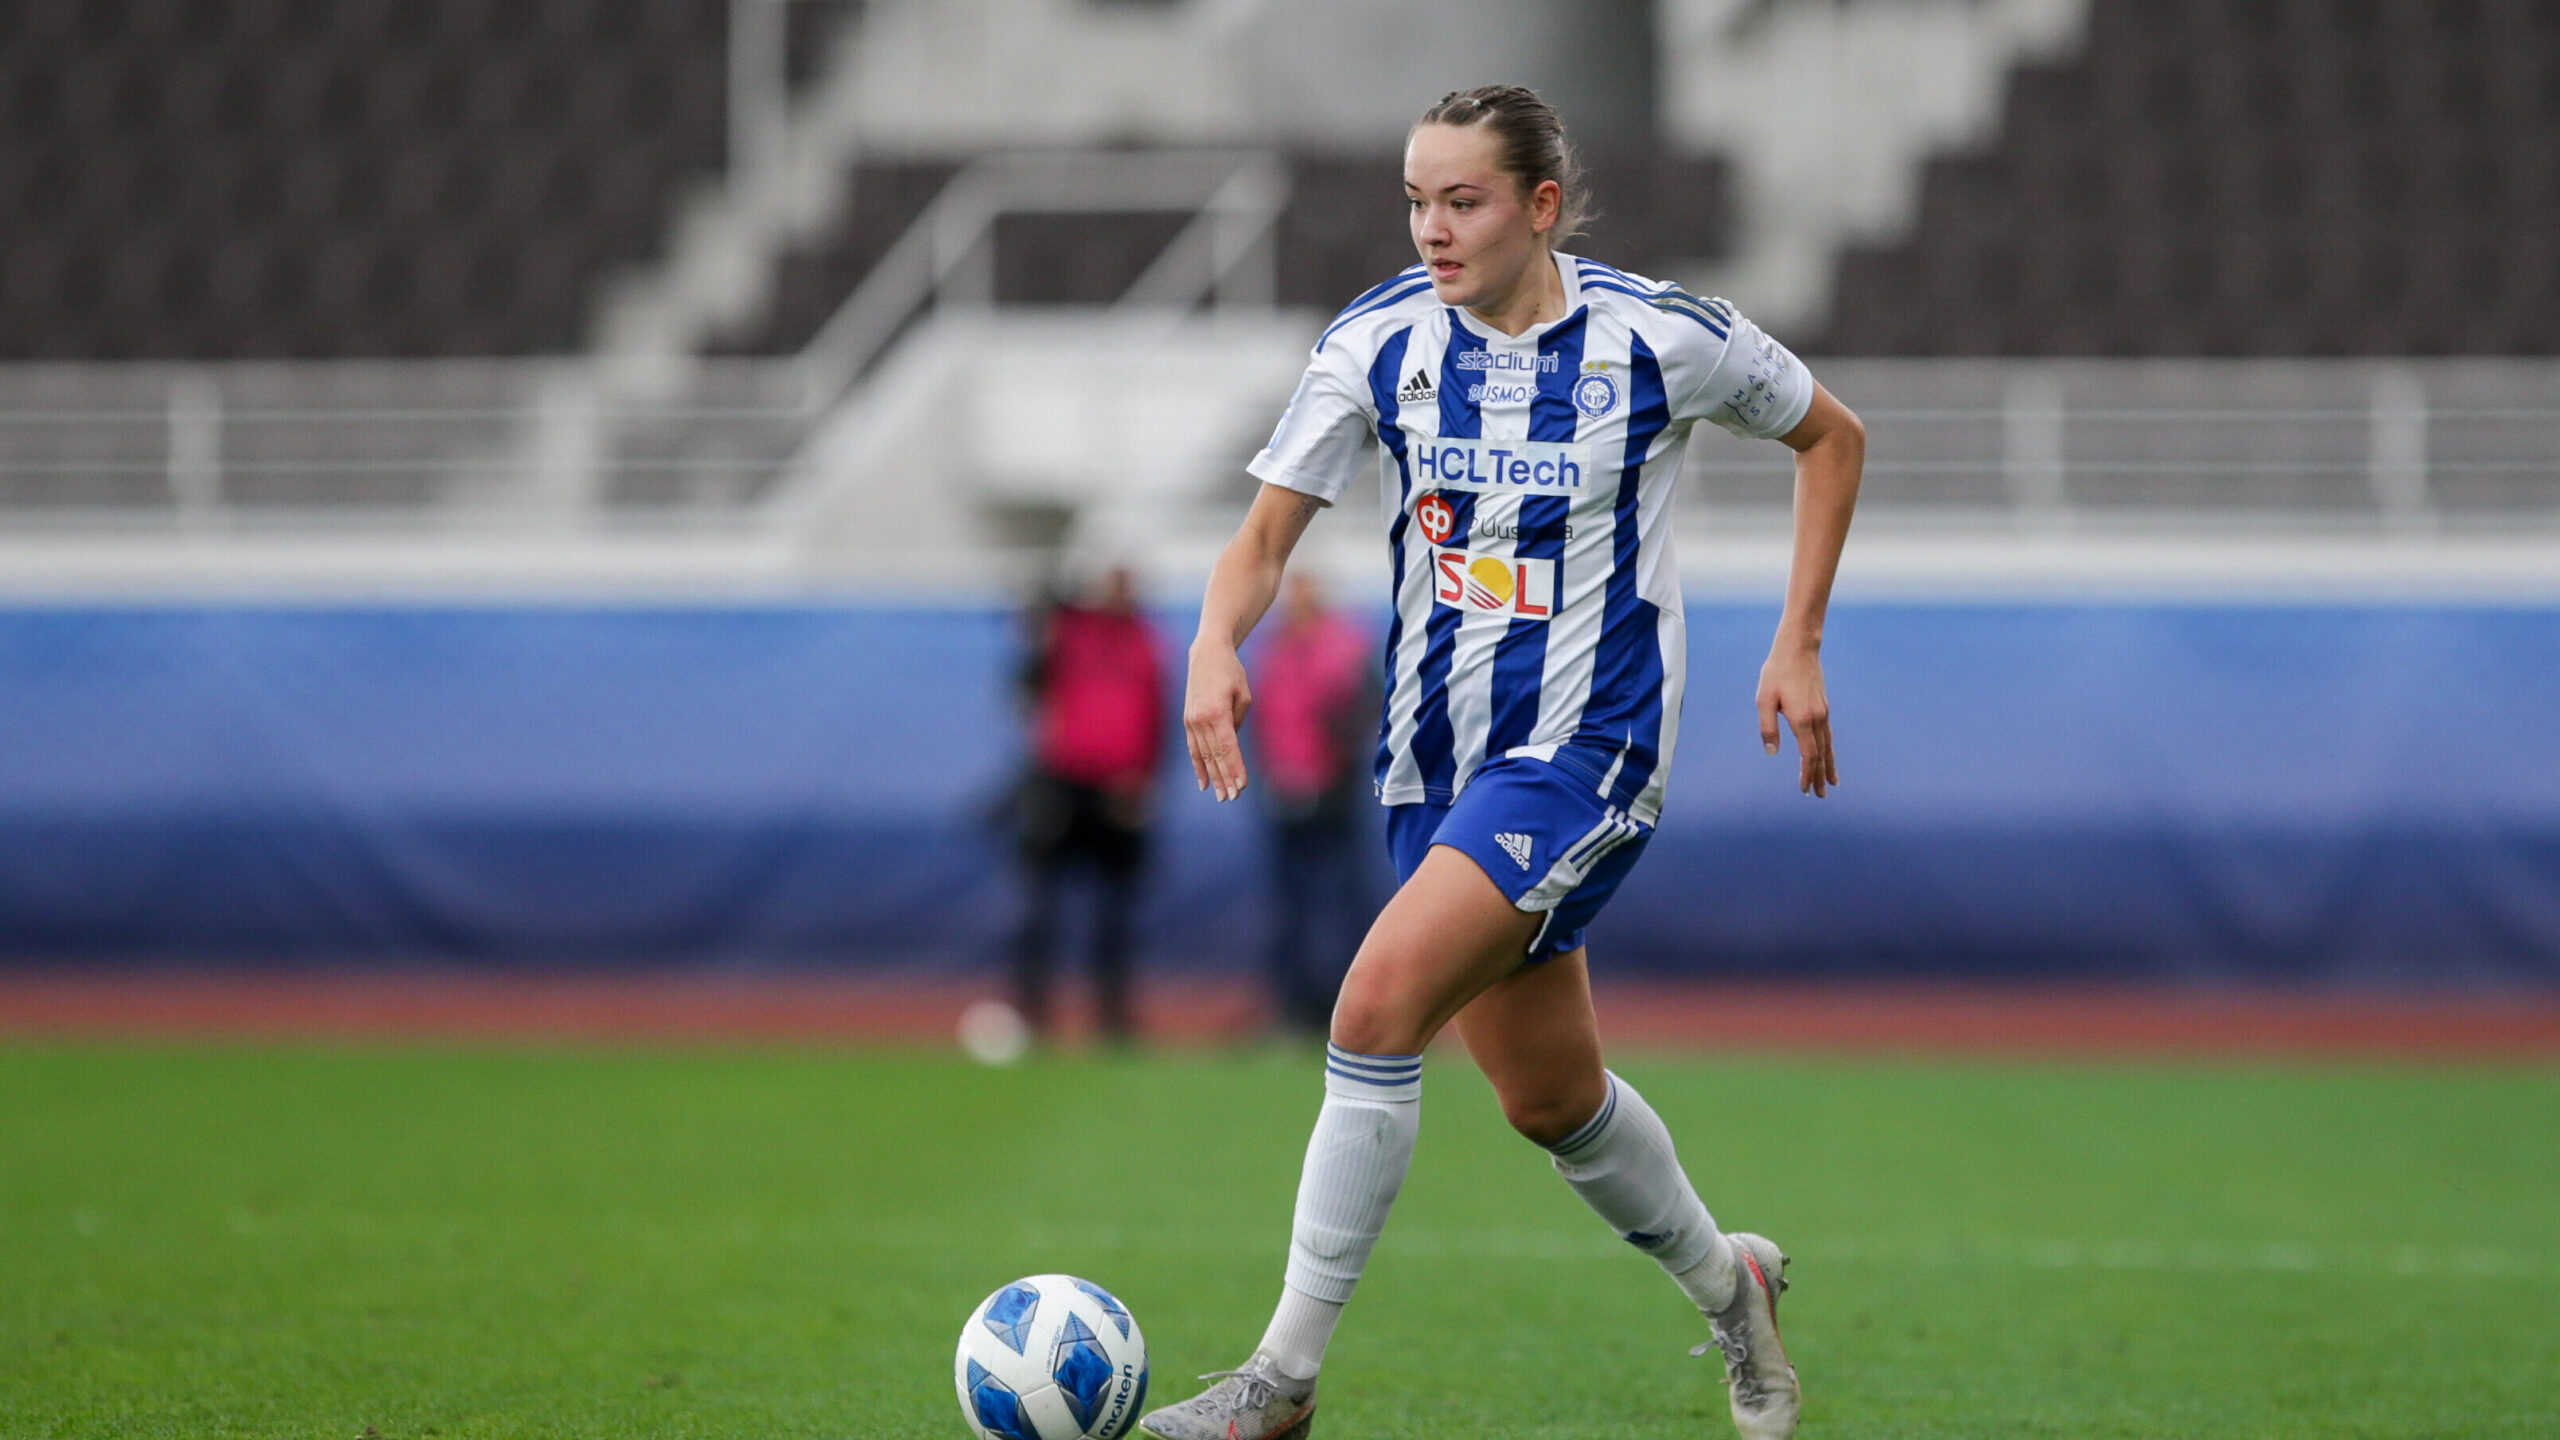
1676, 307, 1816, 442
1245, 343, 1376, 505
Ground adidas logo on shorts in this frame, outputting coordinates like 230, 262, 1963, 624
1494, 832, 1534, 870
1397, 368, 1436, 404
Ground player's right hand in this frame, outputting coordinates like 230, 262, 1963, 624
1184, 640, 1253, 802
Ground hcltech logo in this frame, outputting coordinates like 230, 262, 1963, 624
1572, 372, 1620, 418
1411, 438, 1588, 492
1397, 368, 1437, 404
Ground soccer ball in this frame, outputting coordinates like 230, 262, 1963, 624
954, 1274, 1149, 1440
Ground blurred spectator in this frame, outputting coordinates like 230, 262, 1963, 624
1011, 566, 1166, 1043
1249, 573, 1378, 1036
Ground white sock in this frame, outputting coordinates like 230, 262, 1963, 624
1254, 1285, 1342, 1383
1545, 1070, 1737, 1313
1259, 1044, 1422, 1379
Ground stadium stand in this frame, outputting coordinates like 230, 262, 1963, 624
0, 0, 731, 359
1819, 0, 2560, 355
0, 0, 1705, 367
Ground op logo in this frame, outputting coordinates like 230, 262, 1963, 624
1571, 372, 1620, 418
1414, 492, 1457, 545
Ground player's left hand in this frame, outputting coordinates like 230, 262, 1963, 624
1757, 644, 1838, 797
1184, 639, 1254, 802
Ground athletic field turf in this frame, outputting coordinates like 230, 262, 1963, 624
3, 1044, 2554, 1438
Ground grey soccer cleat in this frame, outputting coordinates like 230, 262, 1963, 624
1137, 1352, 1316, 1440
1692, 1233, 1800, 1440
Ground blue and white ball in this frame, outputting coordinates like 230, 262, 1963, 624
954, 1274, 1149, 1440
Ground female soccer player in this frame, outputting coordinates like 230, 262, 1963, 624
1141, 86, 1863, 1440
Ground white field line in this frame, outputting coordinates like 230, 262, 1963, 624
851, 1219, 2556, 1282
136, 1209, 2550, 1284
1376, 1231, 2555, 1281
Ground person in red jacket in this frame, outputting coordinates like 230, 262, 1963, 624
1249, 573, 1380, 1035
1011, 564, 1166, 1042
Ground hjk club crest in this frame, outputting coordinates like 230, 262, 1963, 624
1571, 371, 1620, 419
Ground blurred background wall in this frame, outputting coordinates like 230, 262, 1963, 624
2, 0, 2556, 980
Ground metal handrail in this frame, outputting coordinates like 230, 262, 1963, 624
793, 149, 1292, 405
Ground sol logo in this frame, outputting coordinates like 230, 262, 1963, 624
1414, 492, 1456, 545
1432, 547, 1553, 619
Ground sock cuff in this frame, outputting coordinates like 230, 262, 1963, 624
1542, 1069, 1624, 1160
1257, 1285, 1345, 1382
1322, 1043, 1423, 1101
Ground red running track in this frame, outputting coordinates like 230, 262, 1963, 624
2, 971, 2557, 1059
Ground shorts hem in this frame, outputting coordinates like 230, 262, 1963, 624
1420, 839, 1563, 914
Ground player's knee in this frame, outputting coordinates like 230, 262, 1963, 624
1327, 967, 1426, 1057
1325, 995, 1410, 1058
1498, 1081, 1602, 1148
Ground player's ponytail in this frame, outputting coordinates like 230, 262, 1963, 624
1415, 85, 1589, 244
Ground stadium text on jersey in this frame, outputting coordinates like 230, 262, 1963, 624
1451, 348, 1560, 373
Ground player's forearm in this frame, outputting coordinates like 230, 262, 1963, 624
1194, 535, 1286, 658
1194, 485, 1319, 656
1773, 418, 1863, 652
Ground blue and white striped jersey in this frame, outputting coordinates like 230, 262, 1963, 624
1247, 252, 1815, 825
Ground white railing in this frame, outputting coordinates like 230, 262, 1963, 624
1678, 358, 2560, 529
3, 356, 2555, 534
0, 360, 809, 523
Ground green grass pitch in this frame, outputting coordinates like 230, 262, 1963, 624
2, 1042, 2555, 1438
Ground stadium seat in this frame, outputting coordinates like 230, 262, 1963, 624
0, 0, 728, 359
1815, 0, 2560, 354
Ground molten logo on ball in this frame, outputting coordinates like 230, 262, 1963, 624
955, 1275, 1149, 1440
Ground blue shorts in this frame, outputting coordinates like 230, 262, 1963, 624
1385, 749, 1655, 961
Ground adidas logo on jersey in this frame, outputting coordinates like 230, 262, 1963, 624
1397, 368, 1436, 403
1494, 832, 1534, 870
